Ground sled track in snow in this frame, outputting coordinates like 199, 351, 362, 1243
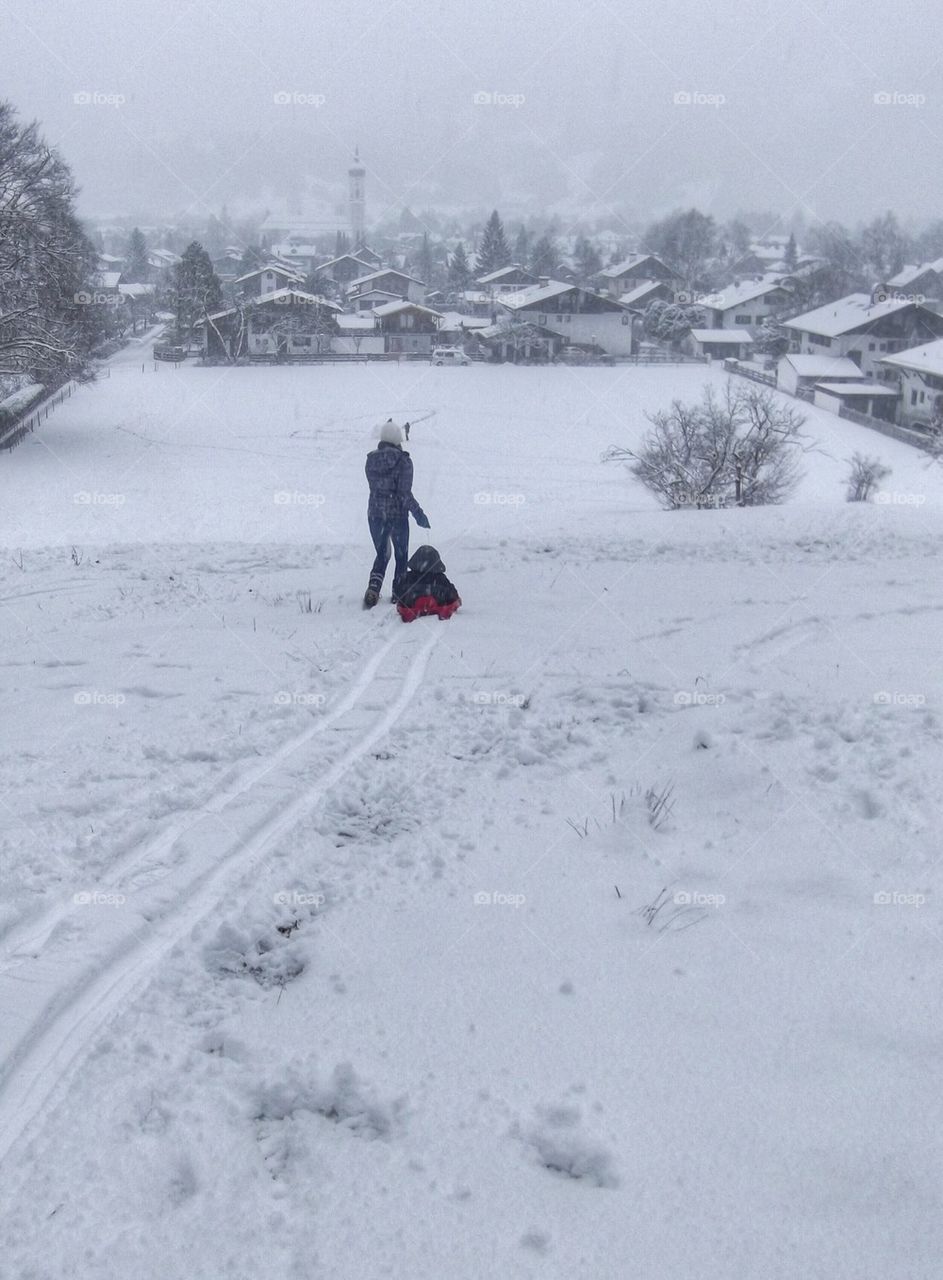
0, 626, 441, 1165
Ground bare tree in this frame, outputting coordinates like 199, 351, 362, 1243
845, 453, 891, 502
604, 381, 807, 508
0, 100, 99, 382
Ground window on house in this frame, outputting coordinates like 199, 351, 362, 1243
735, 315, 752, 325
911, 390, 918, 405
869, 343, 876, 351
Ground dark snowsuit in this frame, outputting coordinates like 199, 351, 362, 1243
395, 546, 461, 622
365, 441, 428, 597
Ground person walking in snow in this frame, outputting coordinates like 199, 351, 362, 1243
363, 420, 430, 609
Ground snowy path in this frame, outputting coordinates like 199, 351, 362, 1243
0, 624, 440, 1163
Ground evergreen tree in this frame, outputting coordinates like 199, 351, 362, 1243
574, 236, 603, 282
416, 231, 435, 286
477, 210, 511, 275
512, 224, 530, 265
448, 241, 472, 292
238, 244, 265, 274
172, 241, 222, 335
783, 232, 799, 273
529, 233, 557, 278
125, 227, 149, 283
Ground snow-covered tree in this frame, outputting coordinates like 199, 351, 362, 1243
783, 232, 798, 273
860, 211, 908, 282
477, 210, 511, 275
845, 453, 891, 502
0, 99, 100, 382
574, 236, 602, 282
171, 242, 222, 336
512, 224, 530, 266
448, 240, 472, 291
753, 317, 790, 360
604, 382, 806, 508
644, 208, 716, 288
124, 227, 149, 283
529, 233, 557, 278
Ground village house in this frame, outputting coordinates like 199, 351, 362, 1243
347, 268, 426, 305
350, 288, 406, 312
880, 337, 943, 431
373, 300, 443, 355
682, 329, 755, 361
703, 275, 794, 329
316, 252, 378, 288
883, 260, 943, 302
233, 263, 305, 299
333, 313, 385, 356
595, 253, 680, 299
811, 381, 900, 423
476, 264, 539, 294
619, 280, 675, 309
776, 353, 865, 397
782, 290, 943, 380
269, 241, 322, 277
498, 279, 637, 355
198, 288, 342, 360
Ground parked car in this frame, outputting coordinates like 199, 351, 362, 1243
554, 345, 592, 365
431, 346, 470, 366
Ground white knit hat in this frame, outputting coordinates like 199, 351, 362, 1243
379, 419, 403, 445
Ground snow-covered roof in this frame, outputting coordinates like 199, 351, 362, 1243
499, 280, 571, 308
93, 272, 122, 289
814, 381, 898, 397
709, 276, 791, 310
880, 336, 943, 377
348, 268, 426, 290
688, 329, 754, 343
780, 354, 863, 377
619, 281, 669, 306
234, 263, 305, 285
201, 288, 342, 322
335, 313, 379, 330
372, 300, 443, 320
437, 312, 492, 330
597, 253, 667, 280
476, 264, 533, 285
119, 282, 152, 299
887, 262, 942, 289
317, 253, 374, 272
783, 292, 922, 337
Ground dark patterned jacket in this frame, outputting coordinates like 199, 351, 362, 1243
365, 442, 425, 522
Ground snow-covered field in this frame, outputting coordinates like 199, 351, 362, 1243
1, 348, 942, 1279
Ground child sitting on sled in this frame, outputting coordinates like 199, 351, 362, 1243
395, 545, 462, 622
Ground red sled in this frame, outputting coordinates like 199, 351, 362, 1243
397, 594, 461, 623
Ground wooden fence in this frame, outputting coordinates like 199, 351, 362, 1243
0, 381, 77, 453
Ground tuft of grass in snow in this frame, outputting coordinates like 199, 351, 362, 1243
637, 886, 706, 933
644, 780, 675, 830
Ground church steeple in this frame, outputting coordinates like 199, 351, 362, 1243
349, 147, 366, 248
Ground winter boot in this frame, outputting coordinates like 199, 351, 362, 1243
363, 585, 380, 609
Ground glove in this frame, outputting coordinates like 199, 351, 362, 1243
415, 511, 431, 529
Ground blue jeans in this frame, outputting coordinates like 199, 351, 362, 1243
368, 513, 410, 596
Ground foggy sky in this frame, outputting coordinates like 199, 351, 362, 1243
2, 0, 942, 231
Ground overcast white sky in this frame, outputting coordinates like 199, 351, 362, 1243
2, 0, 942, 229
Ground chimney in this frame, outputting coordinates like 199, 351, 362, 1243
538, 275, 550, 288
